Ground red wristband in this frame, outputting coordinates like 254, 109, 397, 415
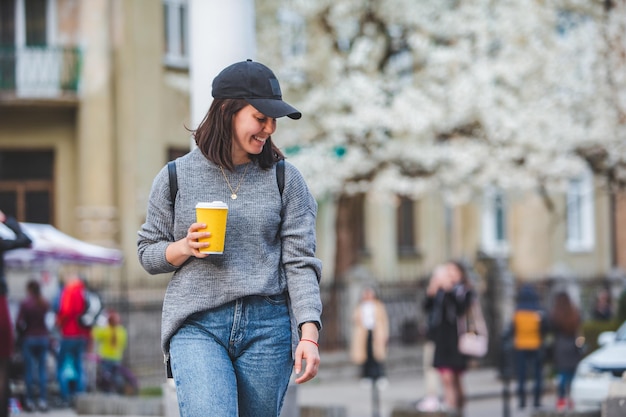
300, 338, 319, 348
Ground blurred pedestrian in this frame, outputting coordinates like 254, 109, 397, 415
549, 291, 583, 411
55, 274, 91, 406
350, 286, 389, 387
0, 210, 32, 417
423, 261, 474, 414
508, 284, 548, 410
15, 280, 51, 412
590, 288, 613, 321
91, 309, 131, 394
416, 265, 449, 412
137, 59, 322, 417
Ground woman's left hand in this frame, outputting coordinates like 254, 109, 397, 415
294, 322, 320, 384
294, 338, 320, 384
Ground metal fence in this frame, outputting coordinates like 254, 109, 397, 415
101, 273, 622, 389
99, 280, 431, 388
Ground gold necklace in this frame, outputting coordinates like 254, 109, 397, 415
220, 163, 250, 200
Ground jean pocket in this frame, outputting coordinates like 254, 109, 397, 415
262, 292, 287, 305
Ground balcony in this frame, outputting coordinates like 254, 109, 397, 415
0, 46, 81, 105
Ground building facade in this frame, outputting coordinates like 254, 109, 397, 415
0, 0, 191, 289
0, 0, 623, 294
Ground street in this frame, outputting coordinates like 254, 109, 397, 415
16, 367, 558, 417
298, 368, 557, 417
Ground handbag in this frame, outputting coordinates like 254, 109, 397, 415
457, 299, 488, 358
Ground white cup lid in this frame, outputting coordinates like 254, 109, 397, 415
196, 201, 228, 209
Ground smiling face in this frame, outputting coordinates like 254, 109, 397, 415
231, 104, 277, 165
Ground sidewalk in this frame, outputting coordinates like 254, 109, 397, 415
15, 344, 510, 417
30, 369, 505, 417
299, 345, 506, 417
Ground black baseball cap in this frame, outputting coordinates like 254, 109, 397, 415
212, 59, 302, 120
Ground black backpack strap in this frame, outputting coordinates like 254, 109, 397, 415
164, 162, 176, 381
167, 161, 178, 214
276, 159, 285, 196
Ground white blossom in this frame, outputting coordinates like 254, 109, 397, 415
279, 0, 626, 203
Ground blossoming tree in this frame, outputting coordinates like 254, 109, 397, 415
276, 0, 625, 204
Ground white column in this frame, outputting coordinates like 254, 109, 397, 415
76, 0, 116, 246
188, 0, 256, 129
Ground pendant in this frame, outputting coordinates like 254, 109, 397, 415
231, 194, 237, 200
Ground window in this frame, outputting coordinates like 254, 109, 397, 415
566, 170, 595, 252
2, 0, 62, 96
0, 150, 54, 224
0, 1, 17, 89
163, 0, 188, 68
24, 0, 48, 46
481, 186, 509, 256
397, 196, 418, 256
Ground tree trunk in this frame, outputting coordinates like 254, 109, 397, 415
323, 194, 361, 349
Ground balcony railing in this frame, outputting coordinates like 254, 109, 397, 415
0, 46, 81, 98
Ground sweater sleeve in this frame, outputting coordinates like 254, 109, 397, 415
0, 217, 32, 251
280, 163, 323, 329
137, 165, 179, 275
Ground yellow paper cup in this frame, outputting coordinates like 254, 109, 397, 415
195, 201, 228, 254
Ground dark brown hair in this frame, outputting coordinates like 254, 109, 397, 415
192, 98, 285, 171
448, 260, 471, 288
108, 309, 121, 346
26, 279, 48, 310
550, 291, 580, 336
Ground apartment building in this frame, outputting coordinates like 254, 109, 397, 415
0, 0, 191, 288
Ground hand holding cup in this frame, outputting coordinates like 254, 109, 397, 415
195, 201, 228, 254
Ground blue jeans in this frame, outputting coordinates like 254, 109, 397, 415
21, 336, 49, 402
97, 360, 123, 393
515, 349, 543, 408
557, 370, 575, 399
169, 294, 293, 417
57, 337, 87, 402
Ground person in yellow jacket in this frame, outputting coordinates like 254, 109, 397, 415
350, 286, 389, 387
508, 284, 548, 410
91, 310, 128, 393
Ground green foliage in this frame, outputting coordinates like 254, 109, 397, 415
138, 386, 163, 397
581, 319, 621, 354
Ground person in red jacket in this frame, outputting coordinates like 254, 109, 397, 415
55, 274, 91, 406
0, 210, 32, 417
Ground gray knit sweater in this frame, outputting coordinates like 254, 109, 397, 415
137, 148, 322, 358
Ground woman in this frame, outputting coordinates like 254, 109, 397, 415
0, 210, 32, 417
138, 60, 322, 417
15, 280, 51, 412
423, 261, 473, 414
91, 309, 129, 393
350, 286, 389, 386
550, 291, 583, 411
591, 288, 613, 321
